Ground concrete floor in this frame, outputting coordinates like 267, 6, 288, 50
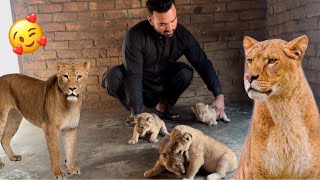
0, 102, 253, 179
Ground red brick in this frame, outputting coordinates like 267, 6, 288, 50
69, 40, 95, 49
176, 0, 191, 5
115, 0, 141, 9
214, 12, 239, 22
23, 61, 47, 70
104, 10, 128, 19
89, 1, 114, 10
54, 32, 78, 41
57, 50, 82, 59
64, 2, 88, 12
239, 10, 266, 20
42, 22, 65, 32
87, 75, 99, 85
45, 41, 68, 50
27, 0, 47, 4
107, 47, 120, 57
204, 42, 227, 51
35, 69, 56, 79
39, 4, 62, 13
128, 9, 147, 18
82, 49, 105, 58
37, 14, 52, 22
66, 21, 91, 31
28, 5, 39, 14
53, 13, 78, 22
190, 0, 212, 4
92, 21, 112, 29
191, 14, 214, 23
34, 50, 57, 60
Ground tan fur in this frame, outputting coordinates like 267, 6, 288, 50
128, 112, 169, 144
192, 102, 230, 126
170, 125, 237, 180
0, 61, 90, 179
234, 35, 320, 178
144, 135, 187, 178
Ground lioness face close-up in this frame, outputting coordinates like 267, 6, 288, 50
243, 36, 307, 101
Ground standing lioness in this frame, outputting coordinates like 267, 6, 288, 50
0, 61, 90, 179
234, 35, 320, 178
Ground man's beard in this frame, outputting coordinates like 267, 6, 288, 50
163, 30, 174, 38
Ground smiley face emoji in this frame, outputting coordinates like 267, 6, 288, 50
8, 13, 47, 54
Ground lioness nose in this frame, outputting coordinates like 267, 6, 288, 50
244, 74, 259, 82
69, 87, 76, 91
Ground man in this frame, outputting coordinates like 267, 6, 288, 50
102, 0, 225, 125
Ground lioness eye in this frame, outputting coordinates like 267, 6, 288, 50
246, 58, 253, 64
268, 58, 277, 64
77, 75, 82, 80
63, 75, 68, 79
175, 164, 179, 168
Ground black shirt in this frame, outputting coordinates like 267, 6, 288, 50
123, 20, 222, 114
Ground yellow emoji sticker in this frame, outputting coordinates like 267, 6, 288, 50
8, 13, 47, 55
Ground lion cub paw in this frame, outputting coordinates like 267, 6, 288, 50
9, 155, 22, 161
128, 139, 138, 145
149, 138, 158, 143
207, 173, 222, 180
144, 169, 153, 178
67, 166, 81, 175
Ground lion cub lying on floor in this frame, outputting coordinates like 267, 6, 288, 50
170, 125, 237, 180
144, 135, 187, 178
0, 61, 90, 179
128, 112, 169, 144
192, 102, 230, 126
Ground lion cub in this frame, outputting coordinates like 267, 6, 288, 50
128, 112, 169, 144
144, 135, 187, 178
0, 62, 89, 179
170, 125, 237, 180
192, 102, 230, 126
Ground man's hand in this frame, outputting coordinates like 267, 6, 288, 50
212, 94, 225, 119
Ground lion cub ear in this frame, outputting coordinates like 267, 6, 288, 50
243, 36, 258, 50
147, 117, 153, 123
287, 35, 308, 60
183, 133, 192, 142
83, 61, 90, 72
56, 61, 66, 72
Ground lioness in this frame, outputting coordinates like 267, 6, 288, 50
192, 102, 230, 126
144, 135, 187, 178
170, 125, 237, 180
234, 35, 320, 178
0, 61, 90, 179
128, 112, 169, 144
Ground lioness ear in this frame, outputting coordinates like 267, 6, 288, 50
243, 36, 258, 50
161, 152, 168, 159
287, 35, 308, 60
83, 61, 90, 72
56, 61, 66, 72
133, 115, 139, 125
183, 133, 192, 142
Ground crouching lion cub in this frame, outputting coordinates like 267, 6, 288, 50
170, 125, 237, 180
128, 112, 169, 144
0, 61, 90, 179
192, 102, 230, 126
144, 135, 187, 178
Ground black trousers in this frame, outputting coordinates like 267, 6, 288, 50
101, 62, 193, 110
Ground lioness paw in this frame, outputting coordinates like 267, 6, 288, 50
128, 139, 138, 145
9, 155, 22, 161
149, 138, 158, 143
67, 166, 80, 175
54, 171, 66, 180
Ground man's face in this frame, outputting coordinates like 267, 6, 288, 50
148, 4, 177, 38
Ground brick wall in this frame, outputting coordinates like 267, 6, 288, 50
10, 0, 267, 111
266, 0, 320, 102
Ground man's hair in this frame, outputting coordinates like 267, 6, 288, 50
146, 0, 175, 15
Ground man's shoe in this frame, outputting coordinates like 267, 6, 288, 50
126, 113, 135, 127
157, 107, 181, 121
